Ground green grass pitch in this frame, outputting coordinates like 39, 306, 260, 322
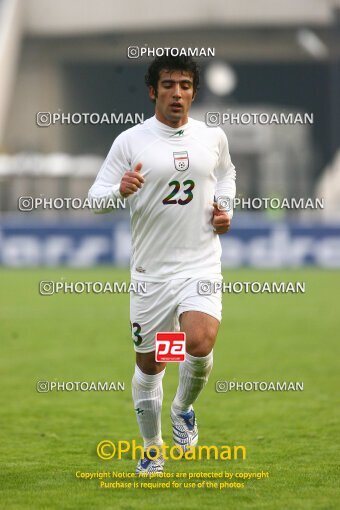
0, 268, 339, 509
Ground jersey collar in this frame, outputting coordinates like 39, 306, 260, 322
150, 115, 191, 139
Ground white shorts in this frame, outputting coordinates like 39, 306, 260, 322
130, 276, 222, 353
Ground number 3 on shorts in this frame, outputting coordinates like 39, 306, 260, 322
131, 322, 143, 346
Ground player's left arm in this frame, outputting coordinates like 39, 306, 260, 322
212, 129, 236, 234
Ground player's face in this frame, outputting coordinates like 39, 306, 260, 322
149, 69, 195, 128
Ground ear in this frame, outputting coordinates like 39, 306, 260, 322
148, 86, 156, 101
192, 91, 196, 102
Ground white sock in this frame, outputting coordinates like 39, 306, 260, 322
172, 351, 213, 415
132, 365, 165, 449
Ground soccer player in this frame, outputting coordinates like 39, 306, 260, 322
88, 55, 236, 474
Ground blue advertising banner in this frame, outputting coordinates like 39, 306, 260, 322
1, 219, 339, 267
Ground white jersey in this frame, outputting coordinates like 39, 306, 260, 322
89, 115, 236, 282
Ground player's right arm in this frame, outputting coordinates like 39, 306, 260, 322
119, 163, 144, 197
88, 135, 143, 212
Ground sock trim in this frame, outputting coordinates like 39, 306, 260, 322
134, 365, 166, 389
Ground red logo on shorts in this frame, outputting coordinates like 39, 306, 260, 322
155, 332, 186, 362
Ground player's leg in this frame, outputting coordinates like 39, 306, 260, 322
132, 352, 166, 452
130, 280, 175, 473
170, 311, 218, 449
136, 351, 165, 374
173, 310, 218, 412
132, 353, 166, 474
171, 278, 222, 450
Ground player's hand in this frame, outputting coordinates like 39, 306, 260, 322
212, 202, 231, 234
119, 163, 144, 198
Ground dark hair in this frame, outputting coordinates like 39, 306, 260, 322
145, 56, 200, 97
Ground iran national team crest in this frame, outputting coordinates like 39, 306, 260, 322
173, 151, 189, 171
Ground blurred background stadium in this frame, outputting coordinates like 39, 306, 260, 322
0, 0, 340, 267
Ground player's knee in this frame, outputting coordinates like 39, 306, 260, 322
186, 332, 215, 357
187, 343, 211, 357
136, 351, 166, 375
